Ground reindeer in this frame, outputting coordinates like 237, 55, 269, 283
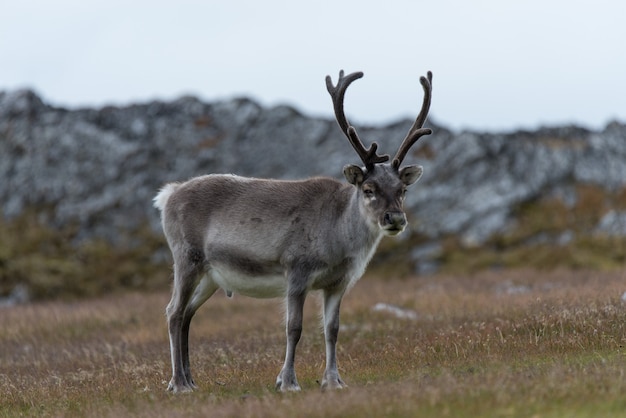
153, 70, 433, 393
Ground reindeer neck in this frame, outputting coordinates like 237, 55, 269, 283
338, 185, 383, 250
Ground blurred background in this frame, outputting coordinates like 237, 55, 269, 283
1, 0, 625, 303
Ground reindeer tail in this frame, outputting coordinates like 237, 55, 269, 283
153, 183, 180, 212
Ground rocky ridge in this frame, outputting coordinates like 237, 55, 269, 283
1, 89, 625, 280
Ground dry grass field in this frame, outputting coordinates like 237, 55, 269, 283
2, 268, 626, 417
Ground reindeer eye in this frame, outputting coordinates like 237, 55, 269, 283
363, 187, 375, 198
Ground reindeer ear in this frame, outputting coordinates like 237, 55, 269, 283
343, 164, 365, 185
399, 165, 423, 185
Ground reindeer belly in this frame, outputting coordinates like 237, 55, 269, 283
206, 244, 287, 298
210, 266, 286, 298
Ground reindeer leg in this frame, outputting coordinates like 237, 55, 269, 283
166, 283, 193, 392
320, 286, 348, 390
166, 254, 205, 393
276, 281, 307, 392
180, 273, 218, 390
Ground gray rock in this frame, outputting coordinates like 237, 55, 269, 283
1, 89, 625, 264
596, 211, 626, 237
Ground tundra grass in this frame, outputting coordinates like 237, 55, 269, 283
1, 269, 626, 417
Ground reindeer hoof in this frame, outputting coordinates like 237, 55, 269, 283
320, 376, 348, 391
167, 379, 195, 393
275, 375, 301, 392
276, 383, 301, 392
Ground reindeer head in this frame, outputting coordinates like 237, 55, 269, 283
326, 70, 433, 236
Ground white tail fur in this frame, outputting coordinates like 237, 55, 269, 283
153, 183, 179, 211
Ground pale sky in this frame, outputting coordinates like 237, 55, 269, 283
1, 0, 624, 131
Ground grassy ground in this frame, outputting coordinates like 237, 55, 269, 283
1, 269, 626, 417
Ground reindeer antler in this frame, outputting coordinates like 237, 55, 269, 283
392, 71, 433, 169
326, 70, 390, 169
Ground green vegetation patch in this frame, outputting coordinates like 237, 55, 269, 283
437, 184, 626, 274
0, 209, 169, 301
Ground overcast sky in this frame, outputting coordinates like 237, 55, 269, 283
2, 0, 624, 132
